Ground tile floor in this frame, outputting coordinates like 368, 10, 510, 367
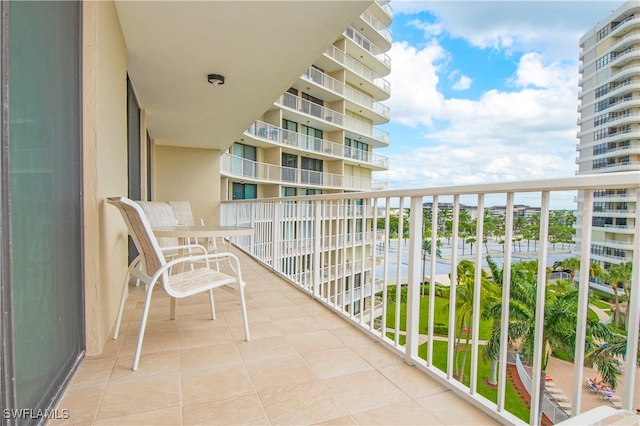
51, 251, 497, 425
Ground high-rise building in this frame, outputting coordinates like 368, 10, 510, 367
576, 0, 639, 291
220, 1, 392, 200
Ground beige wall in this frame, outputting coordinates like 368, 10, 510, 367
153, 146, 221, 226
83, 0, 128, 355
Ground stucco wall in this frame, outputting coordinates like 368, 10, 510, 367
153, 145, 221, 226
83, 0, 128, 355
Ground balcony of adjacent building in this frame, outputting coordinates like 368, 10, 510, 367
343, 26, 392, 75
273, 92, 390, 147
318, 44, 391, 100
372, 0, 392, 26
220, 153, 388, 192
243, 121, 389, 171
297, 66, 391, 124
355, 8, 392, 51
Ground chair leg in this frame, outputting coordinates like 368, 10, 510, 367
237, 281, 250, 342
209, 289, 216, 320
132, 283, 155, 371
169, 297, 177, 320
114, 256, 140, 340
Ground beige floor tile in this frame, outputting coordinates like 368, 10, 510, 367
122, 317, 178, 336
272, 316, 325, 335
95, 371, 181, 420
87, 337, 123, 359
245, 354, 317, 391
331, 325, 377, 346
311, 415, 358, 425
118, 330, 180, 358
179, 325, 234, 348
237, 335, 299, 363
109, 349, 180, 382
323, 370, 410, 414
52, 383, 105, 425
180, 342, 244, 372
298, 301, 334, 316
259, 379, 347, 425
378, 363, 449, 400
180, 365, 254, 406
350, 341, 402, 370
285, 329, 345, 353
263, 305, 309, 320
183, 393, 268, 425
93, 406, 181, 425
416, 391, 500, 425
253, 294, 296, 309
223, 306, 269, 326
177, 313, 227, 331
228, 319, 282, 341
313, 313, 354, 330
301, 347, 372, 379
68, 357, 116, 387
352, 400, 444, 425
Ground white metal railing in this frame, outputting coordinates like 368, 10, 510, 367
220, 153, 387, 191
221, 171, 640, 425
375, 0, 392, 18
324, 45, 391, 95
344, 26, 391, 69
301, 67, 391, 119
276, 92, 390, 145
360, 9, 392, 43
245, 121, 389, 168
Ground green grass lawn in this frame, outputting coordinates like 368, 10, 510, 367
385, 296, 493, 340
591, 298, 612, 310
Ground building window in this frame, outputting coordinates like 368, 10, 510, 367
301, 156, 323, 186
232, 142, 256, 160
598, 26, 609, 40
593, 143, 607, 156
593, 158, 607, 169
282, 153, 298, 183
300, 124, 323, 151
281, 187, 296, 197
345, 137, 369, 161
232, 183, 257, 200
301, 188, 321, 196
301, 92, 324, 118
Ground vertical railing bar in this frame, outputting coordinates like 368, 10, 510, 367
497, 192, 515, 412
359, 198, 367, 325
381, 198, 390, 339
395, 197, 404, 347
328, 201, 335, 307
427, 195, 438, 366
350, 198, 357, 318
371, 197, 379, 332
272, 202, 280, 272
622, 188, 640, 410
313, 200, 322, 300
341, 199, 348, 313
405, 195, 424, 365
447, 195, 460, 380
470, 193, 485, 394
530, 191, 550, 426
572, 189, 593, 415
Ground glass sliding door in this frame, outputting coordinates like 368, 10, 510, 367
1, 1, 83, 423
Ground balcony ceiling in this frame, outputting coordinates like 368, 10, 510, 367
115, 1, 371, 151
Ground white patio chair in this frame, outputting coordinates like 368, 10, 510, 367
108, 196, 250, 370
168, 200, 227, 252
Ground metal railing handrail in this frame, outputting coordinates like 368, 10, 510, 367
324, 45, 391, 94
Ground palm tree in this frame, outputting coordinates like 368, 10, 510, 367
421, 239, 442, 296
586, 332, 640, 390
443, 260, 498, 380
605, 262, 632, 329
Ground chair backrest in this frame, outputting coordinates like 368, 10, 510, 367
168, 201, 195, 226
137, 201, 179, 248
107, 197, 166, 277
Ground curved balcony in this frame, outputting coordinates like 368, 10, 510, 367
245, 121, 389, 170
220, 153, 388, 191
275, 92, 390, 147
344, 26, 391, 75
359, 9, 392, 45
323, 45, 390, 99
374, 0, 392, 23
301, 67, 390, 123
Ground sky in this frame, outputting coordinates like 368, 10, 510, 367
376, 0, 627, 209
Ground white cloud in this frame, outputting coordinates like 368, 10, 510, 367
451, 74, 472, 90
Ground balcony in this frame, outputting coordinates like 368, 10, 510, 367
275, 92, 390, 147
245, 121, 389, 169
344, 26, 391, 74
323, 45, 391, 99
220, 153, 388, 191
220, 171, 640, 425
53, 250, 493, 425
300, 66, 391, 123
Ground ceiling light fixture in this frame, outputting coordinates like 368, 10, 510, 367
207, 74, 225, 86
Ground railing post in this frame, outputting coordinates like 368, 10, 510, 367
572, 189, 594, 415
530, 191, 550, 426
405, 196, 423, 365
470, 194, 484, 394
272, 202, 280, 271
313, 200, 322, 299
622, 188, 640, 410
447, 196, 460, 380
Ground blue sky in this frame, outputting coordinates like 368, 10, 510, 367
376, 0, 627, 208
